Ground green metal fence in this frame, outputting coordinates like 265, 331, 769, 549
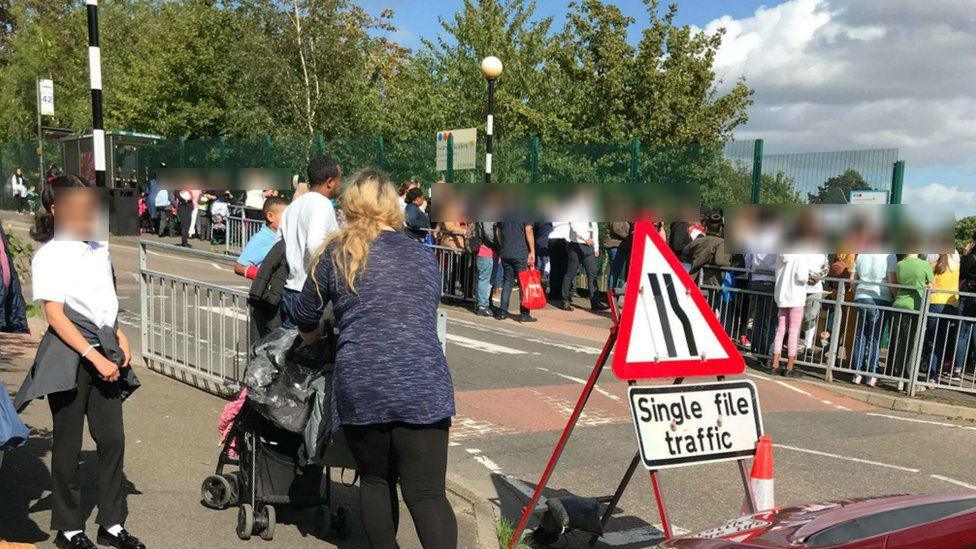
0, 134, 904, 211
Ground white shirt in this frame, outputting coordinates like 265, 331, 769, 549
774, 254, 810, 308
548, 222, 569, 241
745, 253, 777, 283
245, 190, 267, 210
568, 222, 599, 248
279, 191, 339, 291
32, 239, 118, 328
10, 174, 26, 197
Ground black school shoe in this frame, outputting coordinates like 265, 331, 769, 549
54, 532, 97, 549
97, 527, 146, 549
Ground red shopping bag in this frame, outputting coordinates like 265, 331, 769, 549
518, 267, 548, 310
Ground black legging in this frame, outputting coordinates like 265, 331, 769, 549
343, 419, 456, 549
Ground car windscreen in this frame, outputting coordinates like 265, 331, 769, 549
805, 498, 976, 547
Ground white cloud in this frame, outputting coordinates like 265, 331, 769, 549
708, 0, 976, 169
904, 183, 976, 210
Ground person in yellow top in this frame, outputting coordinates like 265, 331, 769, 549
922, 253, 959, 385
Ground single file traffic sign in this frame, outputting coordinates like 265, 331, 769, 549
612, 220, 745, 380
628, 380, 763, 469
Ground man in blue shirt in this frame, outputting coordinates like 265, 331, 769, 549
235, 196, 288, 279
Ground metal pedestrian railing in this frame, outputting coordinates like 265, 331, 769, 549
140, 240, 251, 396
423, 242, 976, 399
696, 267, 976, 398
139, 239, 448, 397
223, 214, 264, 254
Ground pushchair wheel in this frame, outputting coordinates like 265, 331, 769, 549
201, 475, 233, 510
237, 503, 254, 540
223, 472, 241, 506
259, 505, 276, 541
332, 506, 349, 539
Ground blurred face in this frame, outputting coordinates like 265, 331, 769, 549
53, 188, 101, 240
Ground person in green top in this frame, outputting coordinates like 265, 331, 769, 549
889, 254, 934, 380
892, 254, 934, 311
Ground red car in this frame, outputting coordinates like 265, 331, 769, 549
659, 493, 976, 548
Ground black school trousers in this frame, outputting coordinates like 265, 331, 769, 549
343, 418, 456, 549
47, 359, 126, 531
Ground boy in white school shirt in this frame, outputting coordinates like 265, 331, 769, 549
15, 175, 145, 549
277, 155, 342, 326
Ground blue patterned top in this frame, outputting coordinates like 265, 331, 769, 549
294, 230, 455, 428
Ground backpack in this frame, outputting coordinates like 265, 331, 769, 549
465, 224, 481, 254
475, 222, 500, 252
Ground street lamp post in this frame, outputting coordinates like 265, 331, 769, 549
480, 56, 502, 185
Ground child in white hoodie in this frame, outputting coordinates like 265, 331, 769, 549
771, 253, 813, 376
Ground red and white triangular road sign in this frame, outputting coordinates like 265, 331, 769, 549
612, 220, 745, 380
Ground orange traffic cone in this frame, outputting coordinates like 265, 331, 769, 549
743, 435, 775, 513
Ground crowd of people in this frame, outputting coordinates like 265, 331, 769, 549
4, 157, 976, 549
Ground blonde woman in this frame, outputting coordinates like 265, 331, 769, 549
294, 169, 456, 549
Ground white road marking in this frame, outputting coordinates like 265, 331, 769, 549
774, 444, 920, 472
835, 405, 852, 411
451, 317, 601, 355
866, 413, 976, 432
550, 372, 622, 402
820, 400, 833, 405
198, 305, 249, 322
930, 475, 976, 490
148, 249, 233, 270
772, 380, 813, 396
464, 448, 503, 474
446, 334, 526, 355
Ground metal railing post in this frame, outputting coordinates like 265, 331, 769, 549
824, 280, 845, 383
446, 135, 454, 183
750, 139, 764, 204
375, 136, 384, 169
629, 138, 640, 185
890, 160, 905, 205
906, 288, 931, 396
315, 132, 325, 156
139, 242, 148, 368
177, 136, 186, 168
530, 136, 540, 185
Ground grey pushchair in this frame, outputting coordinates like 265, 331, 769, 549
200, 327, 357, 541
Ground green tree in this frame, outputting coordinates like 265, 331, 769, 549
807, 169, 872, 204
955, 216, 976, 253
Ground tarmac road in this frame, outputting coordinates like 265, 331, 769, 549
3, 216, 976, 548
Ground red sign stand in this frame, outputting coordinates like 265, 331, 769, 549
506, 221, 759, 548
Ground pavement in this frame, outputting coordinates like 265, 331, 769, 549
3, 211, 976, 548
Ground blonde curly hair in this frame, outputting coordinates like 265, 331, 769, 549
311, 168, 405, 297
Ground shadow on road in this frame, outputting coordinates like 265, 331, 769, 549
0, 426, 143, 545
490, 472, 665, 548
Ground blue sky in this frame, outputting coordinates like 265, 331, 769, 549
358, 0, 778, 50
359, 0, 976, 214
